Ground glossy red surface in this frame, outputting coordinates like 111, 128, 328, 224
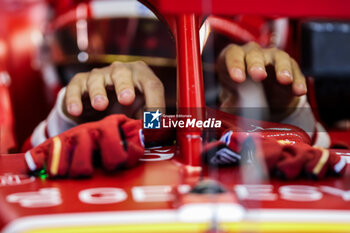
0, 79, 16, 153
1, 150, 350, 232
173, 14, 205, 166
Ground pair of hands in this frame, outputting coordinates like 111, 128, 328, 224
64, 42, 307, 120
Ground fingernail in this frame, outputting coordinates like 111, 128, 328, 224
250, 66, 267, 80
93, 95, 107, 106
119, 89, 133, 100
68, 103, 80, 115
250, 66, 267, 74
230, 68, 244, 82
279, 70, 293, 81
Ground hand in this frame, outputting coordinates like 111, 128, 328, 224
64, 61, 165, 120
24, 114, 144, 178
217, 42, 307, 119
202, 131, 346, 179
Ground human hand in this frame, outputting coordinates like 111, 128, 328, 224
64, 61, 165, 121
24, 114, 144, 178
203, 130, 346, 179
217, 42, 307, 119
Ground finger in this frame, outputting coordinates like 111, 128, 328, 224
111, 62, 135, 106
276, 145, 309, 179
329, 152, 346, 175
301, 147, 329, 179
69, 130, 94, 177
244, 43, 267, 81
121, 118, 143, 143
224, 44, 246, 82
65, 73, 87, 116
54, 136, 76, 177
291, 59, 307, 96
133, 61, 165, 109
98, 116, 129, 171
87, 69, 109, 111
25, 140, 50, 172
273, 50, 294, 85
46, 136, 72, 177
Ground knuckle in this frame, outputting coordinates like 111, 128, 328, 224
247, 52, 264, 64
66, 88, 80, 99
70, 75, 79, 82
225, 46, 244, 65
72, 73, 86, 82
246, 41, 259, 48
90, 90, 104, 98
276, 50, 289, 59
91, 68, 101, 73
144, 79, 164, 90
265, 47, 278, 55
115, 65, 130, 74
66, 82, 80, 92
86, 78, 95, 87
116, 80, 133, 90
87, 75, 102, 87
226, 44, 242, 55
232, 44, 244, 53
111, 61, 122, 67
269, 47, 278, 53
112, 66, 131, 80
66, 94, 80, 103
247, 48, 262, 57
276, 58, 291, 67
132, 60, 147, 67
226, 44, 235, 51
231, 59, 245, 68
227, 44, 238, 51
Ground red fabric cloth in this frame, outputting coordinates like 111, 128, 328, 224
204, 131, 346, 179
25, 114, 143, 178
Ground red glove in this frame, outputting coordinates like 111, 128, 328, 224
275, 143, 346, 179
24, 114, 144, 178
203, 131, 346, 179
